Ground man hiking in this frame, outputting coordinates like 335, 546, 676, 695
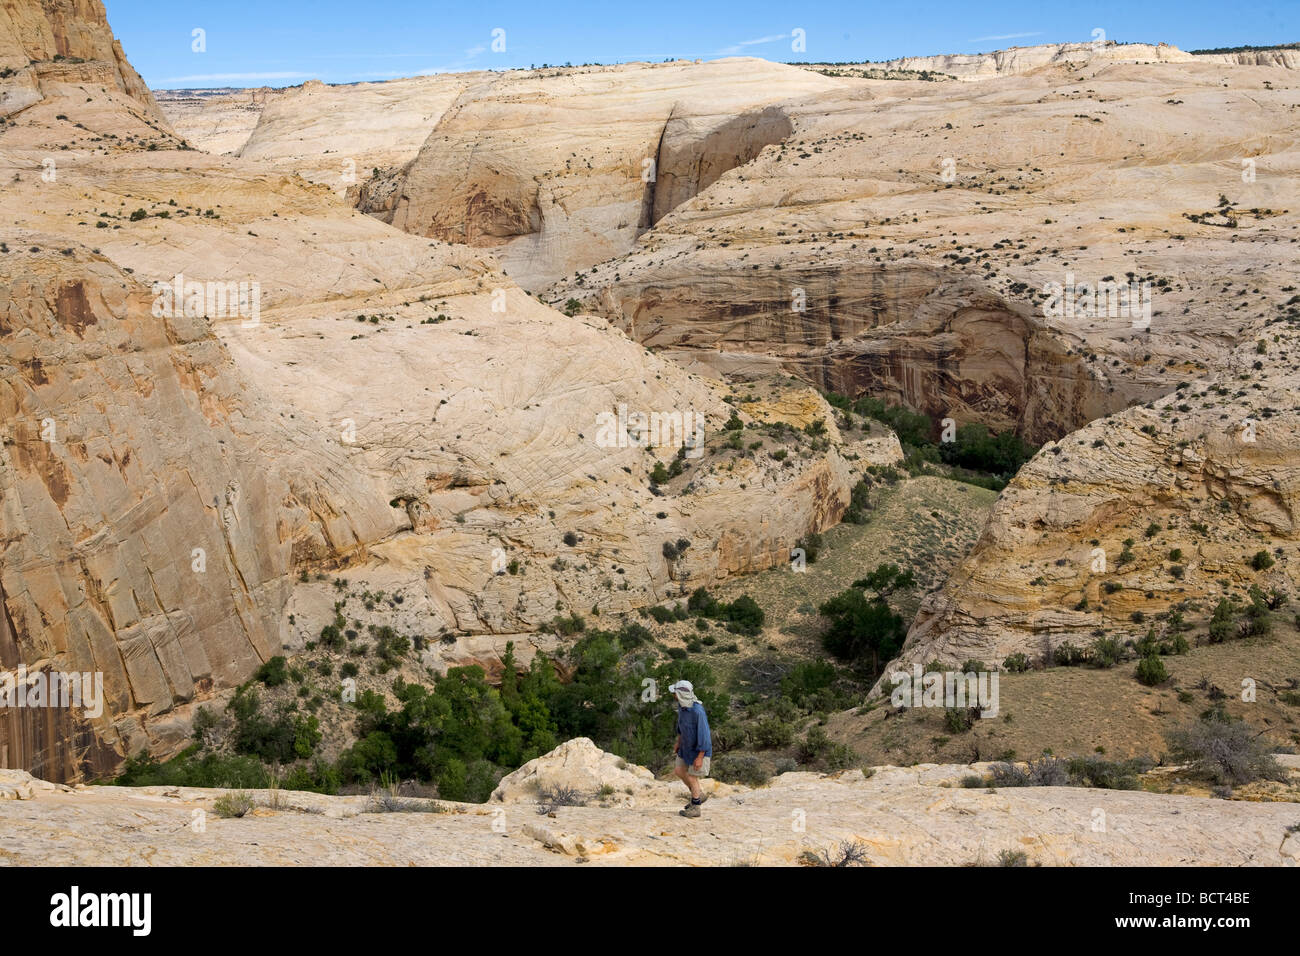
669, 679, 712, 818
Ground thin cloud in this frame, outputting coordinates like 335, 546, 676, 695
158, 71, 313, 84
968, 31, 1043, 43
718, 32, 790, 56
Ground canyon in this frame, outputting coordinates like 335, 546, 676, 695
0, 0, 1296, 840
0, 1, 882, 782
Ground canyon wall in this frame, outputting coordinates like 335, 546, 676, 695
890, 336, 1300, 672
0, 0, 164, 119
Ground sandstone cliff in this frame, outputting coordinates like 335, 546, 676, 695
548, 58, 1299, 444
890, 333, 1300, 671
1191, 49, 1300, 69
0, 0, 165, 121
864, 41, 1300, 78
0, 245, 395, 780
365, 59, 844, 288
868, 41, 1196, 80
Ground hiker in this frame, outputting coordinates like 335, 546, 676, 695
669, 679, 712, 818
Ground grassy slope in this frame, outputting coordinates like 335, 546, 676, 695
646, 470, 1299, 789
833, 621, 1300, 773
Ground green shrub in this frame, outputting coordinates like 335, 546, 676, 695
1135, 653, 1168, 686
1088, 636, 1123, 669
1208, 598, 1235, 643
681, 589, 764, 635
852, 563, 916, 595
819, 588, 905, 672
226, 688, 306, 763
319, 623, 346, 651
842, 478, 873, 524
1250, 550, 1275, 571
551, 613, 585, 636
852, 397, 932, 448
943, 707, 974, 734
751, 717, 795, 749
213, 791, 254, 818
712, 753, 770, 788
938, 423, 1037, 478
721, 595, 765, 635
1052, 642, 1086, 667
797, 726, 836, 765
1065, 755, 1147, 790
780, 660, 837, 706
113, 748, 272, 790
192, 706, 219, 741
255, 656, 289, 687
282, 760, 341, 795
1002, 653, 1031, 673
687, 587, 718, 616
795, 532, 823, 564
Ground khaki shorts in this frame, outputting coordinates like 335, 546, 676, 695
675, 755, 711, 778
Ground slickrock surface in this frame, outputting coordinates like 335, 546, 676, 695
2, 746, 1298, 866
154, 88, 271, 157
163, 75, 479, 191
164, 51, 1300, 446
549, 59, 1300, 443
239, 75, 474, 190
365, 58, 845, 288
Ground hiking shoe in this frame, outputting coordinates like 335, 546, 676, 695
682, 793, 707, 811
679, 802, 701, 818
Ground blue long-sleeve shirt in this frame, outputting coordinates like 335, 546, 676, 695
676, 702, 712, 763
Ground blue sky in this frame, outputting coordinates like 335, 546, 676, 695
105, 0, 1296, 88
